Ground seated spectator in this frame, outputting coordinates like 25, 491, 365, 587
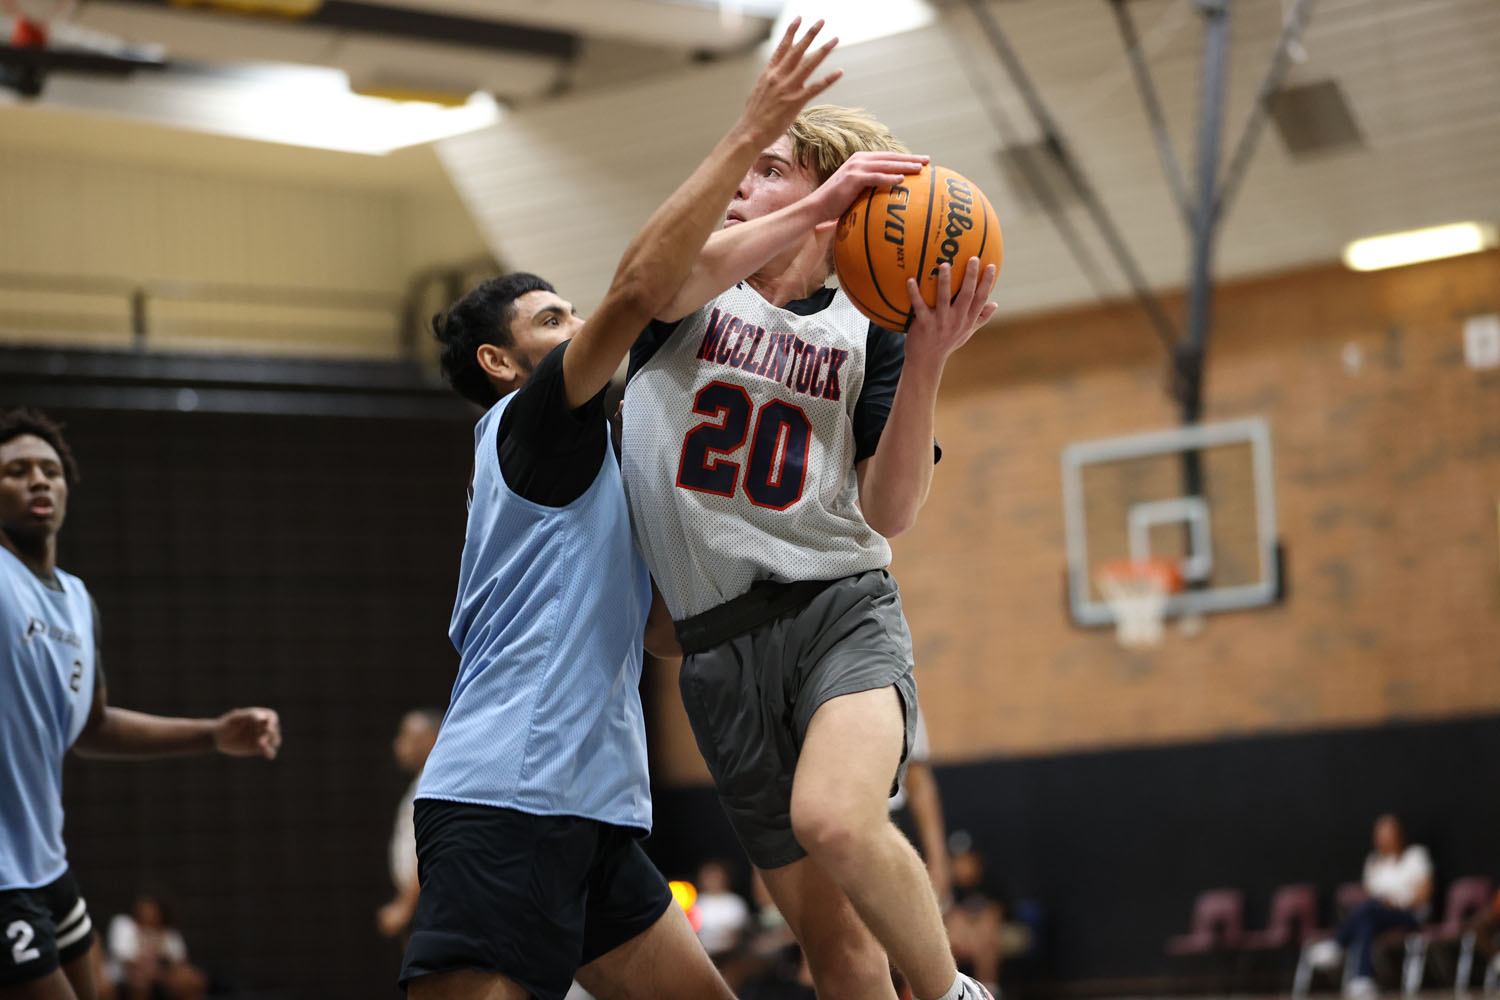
106, 893, 208, 1000
733, 871, 809, 1000
1435, 886, 1500, 988
1472, 888, 1500, 967
1307, 814, 1434, 998
744, 869, 796, 960
376, 708, 439, 941
738, 947, 817, 1000
694, 859, 751, 964
943, 836, 1032, 998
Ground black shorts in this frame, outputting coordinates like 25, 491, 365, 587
0, 869, 94, 987
399, 800, 673, 1000
678, 569, 919, 870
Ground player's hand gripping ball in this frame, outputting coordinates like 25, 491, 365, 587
834, 164, 1003, 330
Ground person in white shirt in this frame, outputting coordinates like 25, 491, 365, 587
105, 894, 206, 1000
1309, 814, 1434, 997
377, 709, 440, 940
694, 860, 752, 963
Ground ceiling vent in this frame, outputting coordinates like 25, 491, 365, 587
1271, 79, 1364, 158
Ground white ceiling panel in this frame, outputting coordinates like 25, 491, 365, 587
369, 0, 776, 51
70, 0, 567, 99
72, 2, 344, 65
437, 0, 1500, 324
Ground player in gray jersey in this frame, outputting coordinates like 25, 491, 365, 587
621, 106, 998, 1000
0, 408, 281, 1000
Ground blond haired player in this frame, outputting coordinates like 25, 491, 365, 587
400, 23, 939, 1000
622, 105, 998, 1000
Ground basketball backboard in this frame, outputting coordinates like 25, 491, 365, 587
1062, 417, 1281, 629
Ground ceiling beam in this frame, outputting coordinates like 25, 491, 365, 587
357, 0, 775, 51
99, 0, 581, 59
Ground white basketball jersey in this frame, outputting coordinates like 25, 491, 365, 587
622, 283, 893, 620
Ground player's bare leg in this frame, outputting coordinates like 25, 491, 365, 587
0, 939, 98, 1000
758, 856, 897, 1000
58, 945, 95, 1000
947, 904, 1003, 988
406, 970, 529, 1000
1, 969, 78, 1000
575, 898, 735, 1000
789, 686, 961, 1000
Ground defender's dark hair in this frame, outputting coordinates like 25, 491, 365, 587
432, 272, 556, 408
0, 407, 80, 486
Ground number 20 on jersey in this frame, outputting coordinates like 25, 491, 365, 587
676, 381, 811, 510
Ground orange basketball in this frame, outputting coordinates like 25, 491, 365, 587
833, 164, 1003, 331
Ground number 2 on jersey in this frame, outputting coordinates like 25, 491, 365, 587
676, 381, 811, 510
6, 920, 40, 964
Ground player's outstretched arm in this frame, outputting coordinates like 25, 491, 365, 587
73, 683, 281, 760
857, 258, 997, 536
654, 150, 930, 322
560, 17, 843, 409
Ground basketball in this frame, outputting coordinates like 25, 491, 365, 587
833, 164, 1003, 331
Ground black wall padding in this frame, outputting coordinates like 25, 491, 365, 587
52, 407, 473, 999
650, 712, 1500, 990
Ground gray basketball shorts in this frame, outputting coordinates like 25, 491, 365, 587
676, 569, 919, 870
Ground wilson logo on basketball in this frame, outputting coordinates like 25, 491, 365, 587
832, 164, 1003, 331
929, 177, 975, 278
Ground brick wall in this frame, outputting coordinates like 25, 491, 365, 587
651, 251, 1500, 784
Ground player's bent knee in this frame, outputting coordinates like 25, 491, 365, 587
790, 790, 887, 868
789, 796, 862, 865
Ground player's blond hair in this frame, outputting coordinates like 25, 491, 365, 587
788, 105, 908, 184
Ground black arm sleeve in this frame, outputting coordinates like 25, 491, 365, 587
852, 323, 942, 465
496, 340, 609, 508
628, 318, 683, 380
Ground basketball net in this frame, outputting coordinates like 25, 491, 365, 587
1096, 558, 1182, 649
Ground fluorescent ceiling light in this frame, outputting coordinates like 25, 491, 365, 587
37, 63, 502, 155
1342, 222, 1498, 272
188, 66, 503, 154
762, 0, 934, 50
656, 1, 784, 32
684, 0, 785, 16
